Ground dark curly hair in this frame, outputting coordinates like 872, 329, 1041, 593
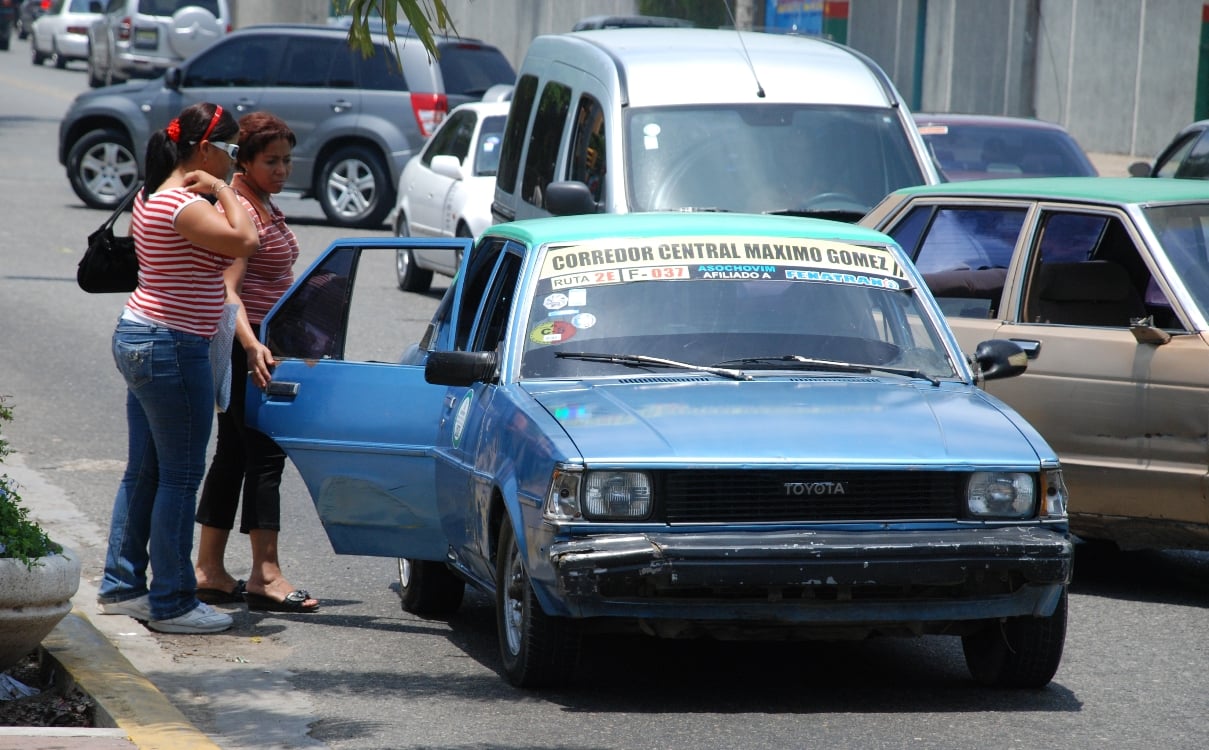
235, 112, 297, 170
143, 102, 239, 198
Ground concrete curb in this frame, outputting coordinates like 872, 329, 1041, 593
39, 610, 221, 750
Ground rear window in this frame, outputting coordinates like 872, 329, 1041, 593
436, 42, 515, 97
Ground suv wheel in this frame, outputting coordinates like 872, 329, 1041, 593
67, 128, 138, 210
317, 145, 394, 229
86, 47, 104, 88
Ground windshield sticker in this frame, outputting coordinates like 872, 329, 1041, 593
530, 320, 577, 345
543, 292, 569, 310
643, 123, 661, 150
540, 236, 909, 290
571, 312, 596, 329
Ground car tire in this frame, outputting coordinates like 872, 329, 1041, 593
66, 128, 139, 210
86, 46, 104, 88
397, 558, 464, 615
52, 41, 66, 69
31, 38, 46, 66
495, 520, 580, 688
962, 589, 1067, 688
393, 213, 433, 292
317, 145, 394, 229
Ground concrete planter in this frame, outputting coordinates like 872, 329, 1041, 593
0, 547, 81, 672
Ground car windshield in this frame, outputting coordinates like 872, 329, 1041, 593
624, 104, 926, 217
1144, 202, 1209, 321
520, 236, 957, 381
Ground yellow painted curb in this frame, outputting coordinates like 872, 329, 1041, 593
41, 610, 222, 750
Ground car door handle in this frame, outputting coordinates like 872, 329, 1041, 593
1009, 339, 1041, 359
331, 99, 354, 113
266, 381, 300, 398
233, 98, 257, 113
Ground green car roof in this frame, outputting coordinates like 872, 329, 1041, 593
484, 211, 897, 248
890, 176, 1209, 204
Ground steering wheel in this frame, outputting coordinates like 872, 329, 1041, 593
798, 191, 867, 212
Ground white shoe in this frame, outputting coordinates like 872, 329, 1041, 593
147, 602, 233, 634
97, 594, 151, 620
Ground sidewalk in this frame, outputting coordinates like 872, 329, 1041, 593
0, 610, 221, 750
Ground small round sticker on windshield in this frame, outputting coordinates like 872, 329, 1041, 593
529, 320, 576, 345
543, 293, 569, 310
571, 313, 596, 329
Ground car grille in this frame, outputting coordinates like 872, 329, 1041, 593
660, 470, 964, 523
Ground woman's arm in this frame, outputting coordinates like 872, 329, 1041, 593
175, 171, 259, 258
223, 256, 277, 390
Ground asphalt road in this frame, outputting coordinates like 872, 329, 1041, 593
1, 44, 1208, 750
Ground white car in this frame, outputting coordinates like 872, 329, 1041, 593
30, 0, 99, 68
393, 100, 510, 292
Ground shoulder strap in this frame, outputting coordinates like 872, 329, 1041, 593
101, 183, 144, 231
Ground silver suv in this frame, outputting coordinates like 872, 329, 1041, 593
60, 23, 515, 228
86, 0, 230, 87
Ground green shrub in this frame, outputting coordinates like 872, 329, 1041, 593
0, 395, 61, 568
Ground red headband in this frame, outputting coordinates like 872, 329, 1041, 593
200, 105, 223, 142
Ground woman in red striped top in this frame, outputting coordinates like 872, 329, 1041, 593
194, 112, 319, 614
97, 102, 258, 635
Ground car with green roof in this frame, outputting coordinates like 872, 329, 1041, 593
245, 211, 1071, 689
863, 176, 1209, 552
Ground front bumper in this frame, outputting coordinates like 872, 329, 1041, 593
547, 525, 1071, 625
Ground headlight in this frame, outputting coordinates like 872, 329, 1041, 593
966, 472, 1035, 518
1042, 469, 1069, 518
543, 467, 653, 521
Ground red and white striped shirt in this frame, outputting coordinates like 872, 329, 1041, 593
127, 188, 233, 338
222, 191, 299, 324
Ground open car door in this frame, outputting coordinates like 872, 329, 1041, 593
245, 237, 472, 560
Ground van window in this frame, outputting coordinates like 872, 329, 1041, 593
183, 35, 281, 87
521, 81, 572, 208
567, 95, 607, 203
496, 74, 538, 197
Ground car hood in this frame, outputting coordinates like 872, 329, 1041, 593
524, 376, 1046, 466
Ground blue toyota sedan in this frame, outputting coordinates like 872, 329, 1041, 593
246, 212, 1072, 688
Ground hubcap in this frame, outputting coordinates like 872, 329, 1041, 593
81, 142, 137, 202
398, 558, 412, 588
326, 158, 376, 219
502, 542, 524, 656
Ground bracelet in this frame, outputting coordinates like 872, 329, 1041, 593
213, 181, 229, 195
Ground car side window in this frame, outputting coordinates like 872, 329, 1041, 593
496, 74, 538, 197
355, 42, 407, 92
1022, 212, 1156, 327
521, 81, 572, 208
454, 238, 507, 350
422, 110, 475, 167
1173, 129, 1209, 179
1155, 133, 1199, 178
470, 251, 524, 353
274, 37, 343, 88
265, 250, 355, 361
908, 207, 1025, 319
567, 94, 607, 203
183, 35, 280, 87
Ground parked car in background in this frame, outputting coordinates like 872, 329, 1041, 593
59, 23, 515, 227
86, 0, 229, 87
572, 14, 693, 30
0, 0, 16, 49
493, 28, 939, 225
1128, 118, 1209, 178
863, 177, 1209, 552
393, 100, 510, 292
247, 211, 1070, 689
914, 113, 1098, 181
30, 0, 100, 68
15, 0, 47, 40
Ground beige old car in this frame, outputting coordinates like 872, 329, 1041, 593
863, 177, 1209, 551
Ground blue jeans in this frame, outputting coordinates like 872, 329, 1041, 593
99, 318, 213, 620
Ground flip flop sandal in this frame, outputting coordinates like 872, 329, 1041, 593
244, 589, 319, 613
196, 579, 246, 604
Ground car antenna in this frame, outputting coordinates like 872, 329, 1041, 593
723, 1, 765, 98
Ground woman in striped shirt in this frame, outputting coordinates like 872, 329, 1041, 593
97, 102, 258, 635
194, 112, 319, 614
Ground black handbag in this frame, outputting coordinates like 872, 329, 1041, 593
77, 184, 142, 294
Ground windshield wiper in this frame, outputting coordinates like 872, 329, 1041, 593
714, 355, 941, 386
556, 352, 753, 381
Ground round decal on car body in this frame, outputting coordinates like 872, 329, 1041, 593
452, 391, 473, 448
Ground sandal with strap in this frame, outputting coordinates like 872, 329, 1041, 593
244, 589, 319, 613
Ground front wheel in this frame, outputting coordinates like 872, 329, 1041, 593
397, 558, 464, 615
962, 590, 1067, 688
317, 145, 394, 228
66, 128, 138, 209
31, 38, 46, 66
394, 214, 433, 292
495, 521, 580, 688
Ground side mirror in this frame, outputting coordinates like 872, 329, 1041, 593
430, 154, 464, 181
425, 350, 498, 386
545, 181, 599, 216
972, 339, 1028, 381
164, 67, 181, 91
1127, 161, 1152, 177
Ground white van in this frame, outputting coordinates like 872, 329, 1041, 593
492, 28, 940, 224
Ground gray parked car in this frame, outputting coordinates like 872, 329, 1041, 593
86, 0, 231, 88
59, 23, 514, 227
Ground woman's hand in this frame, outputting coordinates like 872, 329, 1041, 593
246, 342, 277, 390
181, 170, 228, 196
